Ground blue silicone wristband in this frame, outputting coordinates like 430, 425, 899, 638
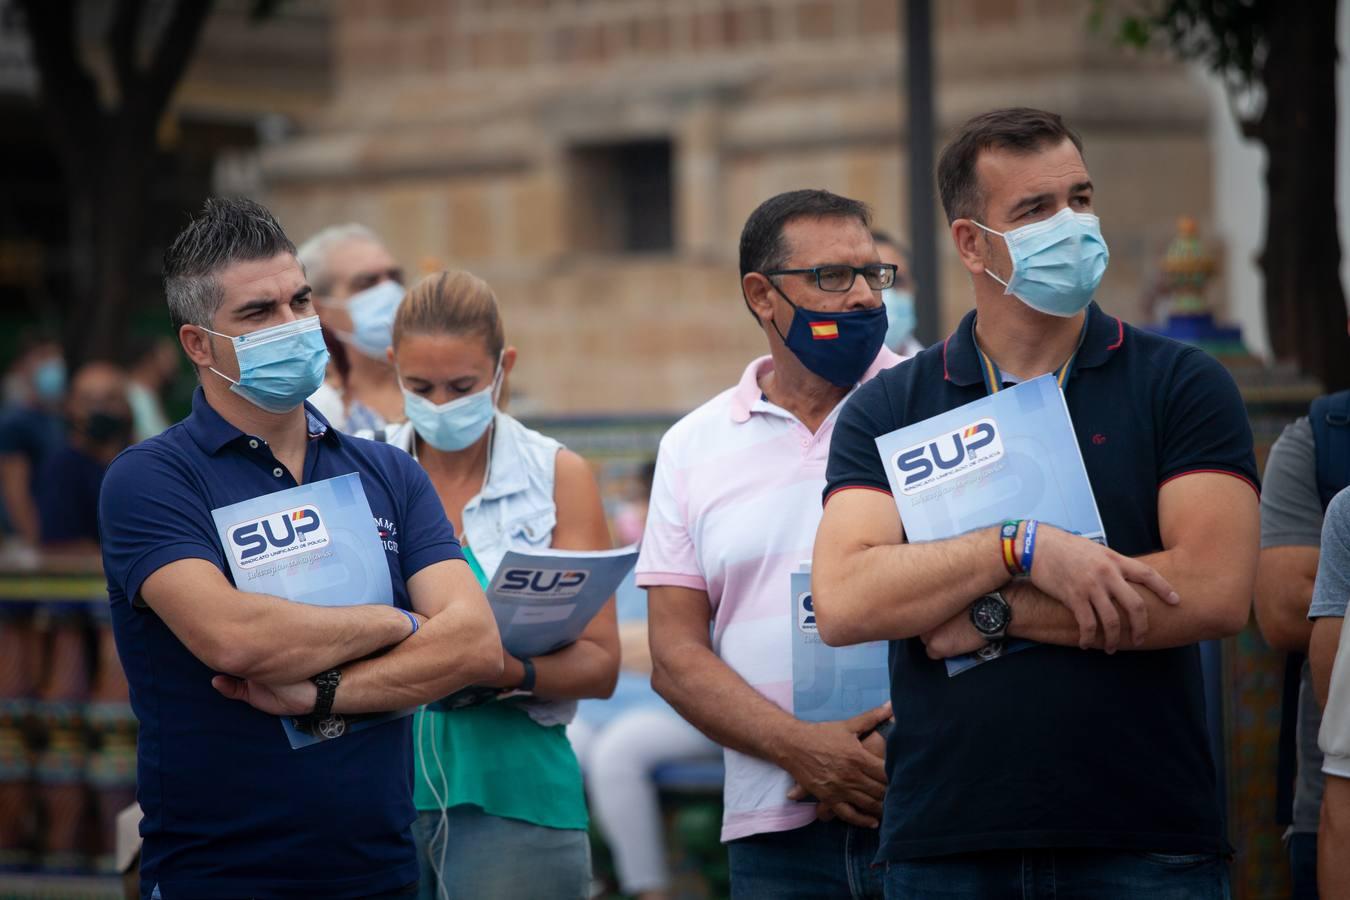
400, 608, 419, 636
1021, 519, 1039, 576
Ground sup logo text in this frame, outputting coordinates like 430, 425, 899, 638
229, 506, 330, 568
892, 418, 1004, 495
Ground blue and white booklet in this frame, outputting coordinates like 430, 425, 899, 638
873, 374, 1106, 676
485, 545, 638, 658
432, 545, 637, 711
210, 472, 411, 749
791, 561, 890, 722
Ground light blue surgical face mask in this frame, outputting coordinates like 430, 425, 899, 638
882, 288, 917, 351
329, 280, 404, 360
32, 358, 67, 403
974, 207, 1109, 317
401, 356, 503, 452
203, 315, 330, 414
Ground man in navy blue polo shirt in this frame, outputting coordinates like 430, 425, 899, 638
812, 108, 1259, 897
98, 198, 502, 899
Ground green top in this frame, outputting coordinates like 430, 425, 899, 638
412, 703, 587, 829
411, 544, 588, 829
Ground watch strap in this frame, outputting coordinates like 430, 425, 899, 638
311, 668, 341, 719
516, 656, 536, 693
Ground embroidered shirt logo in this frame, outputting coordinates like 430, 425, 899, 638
374, 516, 399, 553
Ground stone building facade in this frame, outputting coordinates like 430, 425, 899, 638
258, 0, 1214, 414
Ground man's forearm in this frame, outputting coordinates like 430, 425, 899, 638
220, 593, 412, 683
331, 603, 502, 713
1254, 546, 1318, 652
507, 637, 618, 700
1254, 596, 1314, 653
816, 525, 1008, 645
0, 458, 37, 545
1007, 547, 1249, 650
651, 642, 801, 767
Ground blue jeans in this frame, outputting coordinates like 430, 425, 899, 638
882, 849, 1230, 899
411, 807, 590, 900
1287, 831, 1319, 900
727, 819, 883, 899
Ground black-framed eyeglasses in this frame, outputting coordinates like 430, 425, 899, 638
762, 263, 897, 292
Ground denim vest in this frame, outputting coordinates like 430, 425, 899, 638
373, 413, 574, 726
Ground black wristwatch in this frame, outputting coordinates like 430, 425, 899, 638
970, 591, 1012, 641
311, 668, 342, 719
516, 656, 537, 693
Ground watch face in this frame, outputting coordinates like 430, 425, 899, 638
972, 595, 1009, 634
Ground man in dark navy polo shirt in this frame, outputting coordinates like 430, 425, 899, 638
812, 109, 1259, 898
98, 198, 502, 899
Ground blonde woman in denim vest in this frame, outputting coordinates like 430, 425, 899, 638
374, 271, 618, 900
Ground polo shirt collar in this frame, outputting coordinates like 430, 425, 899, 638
728, 348, 904, 424
729, 357, 774, 423
1073, 301, 1126, 370
940, 301, 1124, 389
182, 386, 341, 455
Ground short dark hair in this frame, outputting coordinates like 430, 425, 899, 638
163, 197, 297, 330
936, 108, 1085, 224
738, 189, 872, 279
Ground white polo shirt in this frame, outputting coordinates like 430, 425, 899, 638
1322, 619, 1350, 778
1310, 488, 1350, 777
637, 348, 903, 842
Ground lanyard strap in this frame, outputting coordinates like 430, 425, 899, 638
974, 317, 1088, 395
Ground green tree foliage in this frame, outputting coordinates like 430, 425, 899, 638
12, 1, 281, 366
1096, 1, 1348, 388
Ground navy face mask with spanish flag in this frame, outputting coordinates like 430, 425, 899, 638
768, 283, 889, 387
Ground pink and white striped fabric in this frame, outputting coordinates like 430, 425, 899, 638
636, 349, 903, 842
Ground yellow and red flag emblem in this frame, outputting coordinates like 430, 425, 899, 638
809, 321, 839, 340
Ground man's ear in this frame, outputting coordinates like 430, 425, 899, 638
951, 220, 987, 276
742, 272, 776, 326
501, 345, 518, 378
179, 324, 215, 370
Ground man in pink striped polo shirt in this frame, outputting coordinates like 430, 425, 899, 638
638, 190, 904, 898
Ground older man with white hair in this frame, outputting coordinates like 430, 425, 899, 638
298, 224, 406, 431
